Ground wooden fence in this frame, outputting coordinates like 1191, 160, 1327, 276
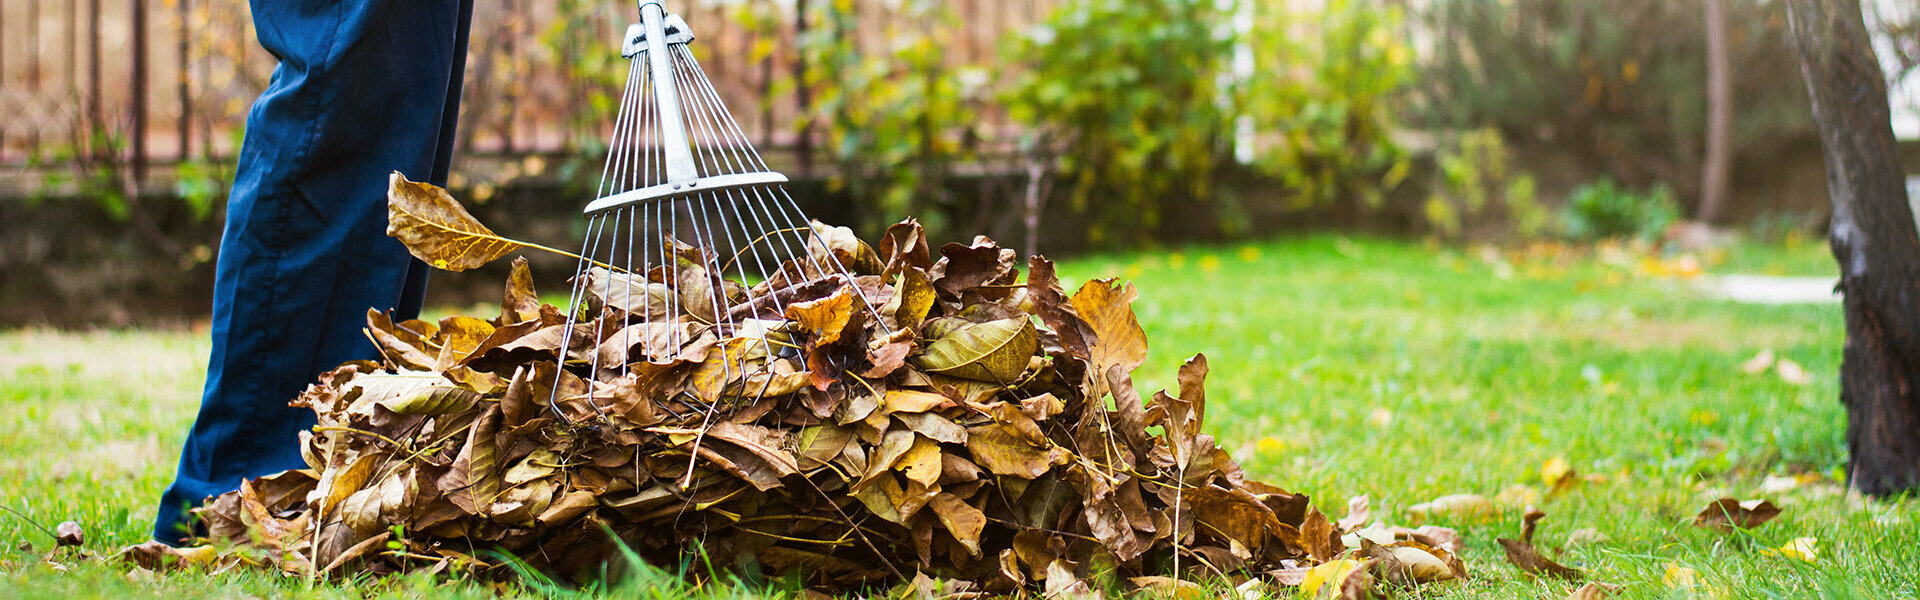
0, 0, 1059, 187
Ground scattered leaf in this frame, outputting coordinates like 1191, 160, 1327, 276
54, 521, 83, 547
1407, 494, 1494, 523
1775, 358, 1812, 385
1661, 562, 1701, 588
1762, 537, 1818, 563
1741, 349, 1776, 374
1693, 498, 1781, 530
1564, 582, 1620, 599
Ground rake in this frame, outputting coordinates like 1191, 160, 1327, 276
549, 1, 883, 417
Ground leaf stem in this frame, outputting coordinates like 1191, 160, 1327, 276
0, 503, 59, 541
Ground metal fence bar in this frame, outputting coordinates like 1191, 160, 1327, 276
132, 0, 148, 182
176, 0, 189, 159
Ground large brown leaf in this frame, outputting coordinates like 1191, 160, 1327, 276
386, 172, 527, 271
911, 316, 1038, 383
1692, 498, 1782, 530
1071, 278, 1148, 377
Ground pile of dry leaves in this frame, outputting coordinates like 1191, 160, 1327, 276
130, 175, 1473, 595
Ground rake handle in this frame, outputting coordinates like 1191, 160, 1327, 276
639, 1, 700, 186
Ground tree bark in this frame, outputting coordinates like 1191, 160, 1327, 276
1786, 0, 1920, 496
1698, 0, 1733, 224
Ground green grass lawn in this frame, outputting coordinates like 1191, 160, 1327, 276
4, 235, 1912, 599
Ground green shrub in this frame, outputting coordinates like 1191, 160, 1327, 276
1002, 0, 1239, 246
1244, 0, 1415, 210
1562, 177, 1679, 241
1424, 128, 1547, 240
798, 0, 980, 234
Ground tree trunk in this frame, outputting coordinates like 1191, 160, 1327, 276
1785, 0, 1920, 496
1698, 0, 1733, 224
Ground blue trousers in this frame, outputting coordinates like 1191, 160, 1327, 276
154, 0, 475, 544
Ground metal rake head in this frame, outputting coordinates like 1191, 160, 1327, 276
547, 2, 882, 419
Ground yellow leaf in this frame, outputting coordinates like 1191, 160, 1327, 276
1542, 455, 1575, 488
1071, 279, 1148, 377
896, 436, 944, 487
1301, 559, 1364, 597
928, 492, 988, 558
386, 172, 527, 272
1763, 537, 1818, 563
785, 285, 855, 345
1662, 562, 1700, 588
882, 389, 951, 414
910, 317, 1038, 383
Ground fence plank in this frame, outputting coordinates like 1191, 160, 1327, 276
3, 0, 1052, 176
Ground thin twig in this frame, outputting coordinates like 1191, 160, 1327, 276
0, 503, 60, 540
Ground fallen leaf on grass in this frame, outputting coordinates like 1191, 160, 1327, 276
1337, 495, 1371, 532
118, 541, 223, 571
55, 521, 83, 547
1662, 562, 1701, 588
1563, 582, 1620, 599
1407, 494, 1494, 523
1762, 537, 1819, 563
1300, 559, 1367, 598
1775, 359, 1812, 385
1541, 456, 1577, 492
1693, 498, 1781, 530
1497, 538, 1584, 581
1364, 543, 1462, 586
1498, 508, 1583, 581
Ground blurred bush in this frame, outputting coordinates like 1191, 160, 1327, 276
798, 0, 983, 234
1562, 177, 1679, 241
1244, 0, 1415, 211
1424, 128, 1547, 241
1411, 0, 1812, 206
1001, 0, 1240, 247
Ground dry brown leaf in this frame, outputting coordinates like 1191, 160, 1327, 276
928, 493, 988, 558
1497, 537, 1583, 581
912, 317, 1038, 383
1693, 498, 1782, 530
787, 285, 857, 345
386, 172, 527, 271
1071, 278, 1148, 376
1563, 582, 1620, 599
1366, 543, 1457, 586
55, 521, 83, 547
1407, 494, 1494, 523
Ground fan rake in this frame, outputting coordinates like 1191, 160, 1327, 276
548, 1, 884, 419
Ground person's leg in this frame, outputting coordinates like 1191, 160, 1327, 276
153, 0, 474, 544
